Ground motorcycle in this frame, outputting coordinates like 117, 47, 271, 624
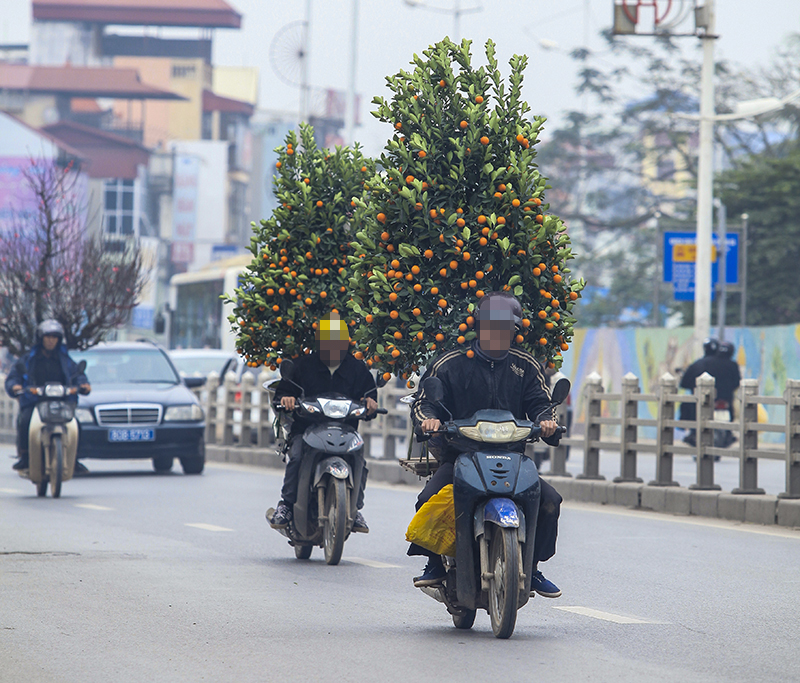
265, 359, 387, 565
15, 360, 89, 498
413, 375, 570, 639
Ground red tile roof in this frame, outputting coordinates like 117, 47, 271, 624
0, 64, 185, 100
33, 0, 241, 29
202, 89, 254, 116
42, 120, 150, 179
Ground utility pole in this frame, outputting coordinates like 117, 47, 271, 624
740, 213, 749, 327
300, 0, 313, 124
715, 200, 727, 340
344, 0, 359, 144
694, 0, 717, 355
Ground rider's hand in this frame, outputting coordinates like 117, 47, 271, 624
540, 420, 558, 438
11, 384, 22, 395
365, 397, 378, 415
421, 418, 441, 433
80, 383, 91, 395
280, 396, 296, 411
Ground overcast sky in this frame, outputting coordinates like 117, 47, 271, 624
2, 0, 799, 155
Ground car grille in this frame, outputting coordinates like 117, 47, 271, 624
96, 404, 162, 427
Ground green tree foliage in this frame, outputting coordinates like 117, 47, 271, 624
718, 148, 800, 325
347, 38, 584, 381
228, 125, 375, 367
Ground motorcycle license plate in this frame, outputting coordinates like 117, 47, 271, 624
108, 428, 155, 442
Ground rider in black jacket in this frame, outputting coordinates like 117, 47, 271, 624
410, 293, 563, 597
268, 312, 378, 531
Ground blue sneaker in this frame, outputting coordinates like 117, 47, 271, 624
531, 570, 561, 598
413, 557, 446, 587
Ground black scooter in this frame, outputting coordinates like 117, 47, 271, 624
265, 359, 386, 565
415, 376, 570, 639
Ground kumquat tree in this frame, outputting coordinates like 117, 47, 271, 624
227, 124, 375, 369
346, 38, 584, 384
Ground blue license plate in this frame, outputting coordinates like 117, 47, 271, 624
108, 429, 155, 443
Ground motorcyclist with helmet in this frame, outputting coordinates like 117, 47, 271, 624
410, 292, 564, 597
4, 320, 90, 472
268, 312, 378, 532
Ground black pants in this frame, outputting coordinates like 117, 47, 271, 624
407, 461, 562, 566
16, 405, 35, 460
280, 435, 368, 509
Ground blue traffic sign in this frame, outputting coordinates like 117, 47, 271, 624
663, 232, 738, 301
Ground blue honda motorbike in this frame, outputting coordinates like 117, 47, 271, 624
415, 376, 570, 639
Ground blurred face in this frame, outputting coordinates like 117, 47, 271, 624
478, 321, 513, 357
42, 334, 59, 352
318, 338, 349, 366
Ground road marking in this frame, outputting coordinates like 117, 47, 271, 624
75, 503, 114, 511
552, 606, 656, 624
0, 487, 24, 494
345, 557, 400, 569
185, 523, 234, 532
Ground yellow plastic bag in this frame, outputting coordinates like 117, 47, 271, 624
405, 484, 456, 557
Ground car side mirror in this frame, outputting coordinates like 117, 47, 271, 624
421, 376, 444, 404
551, 377, 571, 406
183, 376, 206, 389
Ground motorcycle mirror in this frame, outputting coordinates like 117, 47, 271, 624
376, 374, 389, 388
77, 359, 87, 374
279, 359, 295, 381
421, 376, 444, 403
551, 377, 571, 406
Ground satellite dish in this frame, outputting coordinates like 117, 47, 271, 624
270, 21, 307, 88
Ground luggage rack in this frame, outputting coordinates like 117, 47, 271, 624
398, 444, 440, 477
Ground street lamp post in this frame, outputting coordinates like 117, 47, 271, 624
344, 0, 359, 144
402, 0, 481, 42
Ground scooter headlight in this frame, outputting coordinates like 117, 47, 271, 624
301, 401, 320, 414
317, 398, 352, 419
44, 384, 66, 398
458, 421, 531, 443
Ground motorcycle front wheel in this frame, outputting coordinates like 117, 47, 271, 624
488, 526, 520, 639
50, 434, 63, 498
323, 477, 348, 566
294, 544, 313, 560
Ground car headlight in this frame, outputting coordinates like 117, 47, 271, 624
75, 408, 94, 424
45, 384, 66, 398
164, 404, 204, 421
458, 421, 531, 443
318, 399, 351, 419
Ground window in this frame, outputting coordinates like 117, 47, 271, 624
103, 179, 135, 236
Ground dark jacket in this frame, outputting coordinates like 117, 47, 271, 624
680, 355, 741, 403
4, 342, 89, 409
273, 352, 377, 436
412, 342, 556, 461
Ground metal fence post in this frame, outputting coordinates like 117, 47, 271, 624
577, 372, 605, 481
256, 369, 274, 448
238, 372, 254, 447
779, 378, 800, 499
221, 371, 236, 446
690, 372, 721, 490
204, 372, 220, 445
544, 402, 571, 477
732, 379, 763, 494
651, 372, 680, 486
614, 372, 643, 483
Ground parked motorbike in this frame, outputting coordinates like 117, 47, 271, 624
15, 360, 89, 498
265, 359, 386, 565
413, 375, 570, 639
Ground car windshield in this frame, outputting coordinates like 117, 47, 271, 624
75, 348, 179, 384
171, 355, 230, 377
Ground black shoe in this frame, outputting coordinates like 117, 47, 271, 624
74, 461, 89, 475
269, 502, 292, 529
530, 570, 562, 598
352, 511, 369, 533
413, 557, 446, 587
12, 458, 29, 471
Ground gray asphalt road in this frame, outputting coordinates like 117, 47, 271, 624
2, 449, 800, 683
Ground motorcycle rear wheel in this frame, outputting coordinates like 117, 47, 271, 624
50, 434, 63, 498
294, 544, 313, 560
36, 478, 48, 497
452, 609, 477, 630
323, 478, 348, 565
488, 526, 520, 639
